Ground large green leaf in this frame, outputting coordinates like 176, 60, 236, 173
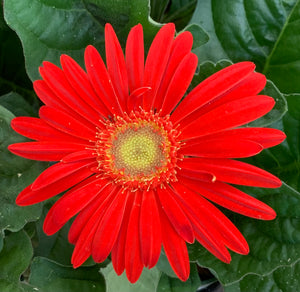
3, 0, 159, 81
224, 260, 300, 292
0, 231, 33, 292
188, 182, 300, 286
189, 0, 300, 93
157, 263, 201, 292
29, 257, 105, 292
102, 263, 161, 292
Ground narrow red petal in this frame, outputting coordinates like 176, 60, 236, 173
125, 191, 144, 283
180, 137, 263, 158
43, 177, 109, 235
111, 191, 135, 275
183, 128, 286, 150
180, 177, 276, 220
156, 187, 195, 243
179, 158, 282, 188
40, 62, 101, 126
153, 31, 193, 110
126, 24, 144, 93
39, 106, 96, 141
171, 61, 256, 124
143, 23, 175, 111
174, 71, 267, 128
60, 54, 110, 117
61, 150, 95, 163
105, 23, 128, 111
84, 45, 123, 115
127, 86, 151, 112
33, 80, 67, 111
8, 141, 86, 161
160, 52, 198, 116
11, 117, 87, 144
158, 203, 190, 281
16, 166, 94, 206
32, 160, 94, 191
68, 183, 117, 244
171, 182, 233, 262
92, 188, 128, 263
139, 190, 162, 268
179, 95, 275, 140
71, 185, 118, 268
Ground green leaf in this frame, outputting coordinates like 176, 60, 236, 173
157, 263, 201, 292
224, 260, 300, 292
183, 23, 209, 50
263, 1, 300, 93
191, 61, 287, 127
29, 257, 105, 292
189, 0, 300, 93
150, 0, 170, 22
4, 0, 159, 81
0, 231, 33, 292
0, 92, 37, 117
102, 262, 161, 292
188, 182, 300, 286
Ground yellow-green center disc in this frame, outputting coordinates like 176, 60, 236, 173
111, 125, 166, 177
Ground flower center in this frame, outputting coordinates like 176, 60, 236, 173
112, 125, 165, 177
95, 110, 181, 191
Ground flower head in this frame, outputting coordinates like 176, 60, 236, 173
9, 23, 285, 283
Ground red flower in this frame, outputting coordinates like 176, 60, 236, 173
9, 23, 285, 283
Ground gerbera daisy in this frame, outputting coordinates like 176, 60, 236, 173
9, 23, 285, 283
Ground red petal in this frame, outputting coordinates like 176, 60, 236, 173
158, 203, 190, 281
39, 106, 96, 141
180, 137, 263, 158
111, 191, 135, 275
125, 191, 144, 283
11, 117, 87, 144
179, 158, 282, 188
156, 186, 194, 243
179, 95, 275, 140
139, 190, 162, 268
153, 31, 193, 110
105, 23, 128, 111
127, 86, 151, 112
84, 45, 123, 115
126, 24, 144, 94
71, 186, 118, 268
160, 52, 198, 115
60, 54, 110, 118
40, 62, 101, 126
61, 150, 95, 163
171, 62, 256, 124
32, 160, 95, 191
68, 183, 117, 244
171, 182, 233, 262
174, 71, 267, 128
16, 166, 94, 206
180, 177, 276, 220
143, 23, 175, 111
92, 188, 128, 263
8, 141, 86, 161
183, 127, 286, 150
43, 177, 109, 235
